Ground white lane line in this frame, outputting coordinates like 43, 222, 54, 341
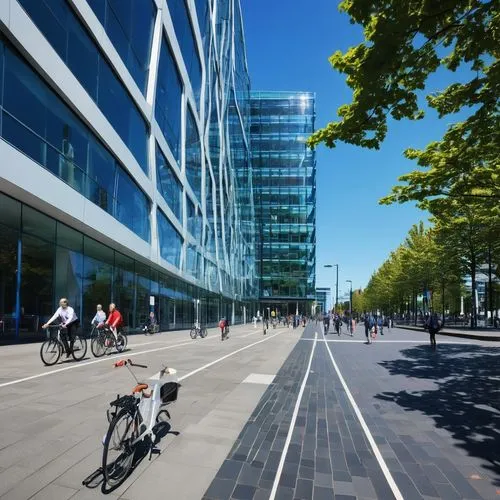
300, 338, 477, 344
0, 327, 264, 390
323, 341, 404, 500
269, 332, 317, 500
178, 330, 286, 381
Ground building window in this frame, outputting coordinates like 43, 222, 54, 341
0, 37, 150, 242
186, 244, 200, 279
87, 0, 156, 94
157, 209, 182, 268
168, 0, 202, 107
186, 198, 202, 243
155, 36, 182, 164
155, 143, 182, 222
185, 106, 202, 201
17, 0, 149, 173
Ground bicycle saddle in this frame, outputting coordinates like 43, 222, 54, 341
132, 383, 148, 393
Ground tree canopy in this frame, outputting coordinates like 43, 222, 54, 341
308, 0, 499, 209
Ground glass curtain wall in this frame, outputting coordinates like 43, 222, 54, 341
250, 91, 316, 312
0, 192, 227, 341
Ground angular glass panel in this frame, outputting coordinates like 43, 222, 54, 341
185, 106, 202, 201
157, 210, 182, 268
155, 143, 182, 221
155, 37, 182, 163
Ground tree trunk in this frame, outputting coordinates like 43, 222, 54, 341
471, 256, 477, 329
442, 279, 445, 327
488, 243, 493, 327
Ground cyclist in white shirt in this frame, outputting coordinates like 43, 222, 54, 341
91, 304, 106, 326
42, 297, 79, 357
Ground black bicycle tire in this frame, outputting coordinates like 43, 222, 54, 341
189, 328, 197, 339
116, 333, 127, 353
102, 407, 137, 488
71, 334, 87, 361
40, 338, 61, 366
199, 327, 207, 338
91, 334, 106, 358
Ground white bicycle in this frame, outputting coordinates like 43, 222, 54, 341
101, 359, 179, 488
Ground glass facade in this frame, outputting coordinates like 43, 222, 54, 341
87, 0, 156, 94
0, 35, 151, 242
251, 91, 317, 313
0, 192, 241, 341
0, 0, 262, 341
18, 0, 149, 173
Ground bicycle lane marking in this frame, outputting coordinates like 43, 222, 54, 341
323, 340, 404, 500
268, 332, 318, 500
177, 329, 288, 381
0, 328, 283, 389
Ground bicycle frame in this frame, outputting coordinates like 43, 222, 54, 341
114, 360, 178, 445
133, 368, 177, 444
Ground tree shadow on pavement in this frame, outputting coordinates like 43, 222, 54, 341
376, 344, 500, 484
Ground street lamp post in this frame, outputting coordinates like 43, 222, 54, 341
346, 280, 352, 320
324, 264, 339, 312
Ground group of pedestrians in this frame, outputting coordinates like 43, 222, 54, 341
363, 314, 392, 344
321, 312, 356, 336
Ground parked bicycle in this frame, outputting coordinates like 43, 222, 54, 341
91, 324, 128, 358
101, 359, 179, 488
190, 322, 207, 339
40, 324, 87, 366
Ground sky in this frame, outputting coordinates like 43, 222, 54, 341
241, 0, 464, 298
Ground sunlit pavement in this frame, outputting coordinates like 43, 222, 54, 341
0, 324, 498, 499
205, 324, 500, 500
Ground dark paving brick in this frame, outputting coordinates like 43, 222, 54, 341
294, 478, 313, 500
206, 326, 499, 499
313, 486, 335, 500
204, 478, 236, 500
231, 484, 257, 500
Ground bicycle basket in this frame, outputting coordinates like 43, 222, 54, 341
160, 382, 179, 404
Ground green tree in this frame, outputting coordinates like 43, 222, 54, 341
308, 0, 499, 207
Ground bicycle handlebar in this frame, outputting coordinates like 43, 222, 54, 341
114, 359, 148, 369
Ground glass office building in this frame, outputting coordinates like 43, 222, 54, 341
0, 0, 257, 341
315, 288, 331, 314
250, 91, 316, 316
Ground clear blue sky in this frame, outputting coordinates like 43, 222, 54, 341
242, 0, 464, 297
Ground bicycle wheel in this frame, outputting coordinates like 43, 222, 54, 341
40, 339, 61, 366
71, 335, 87, 361
91, 333, 106, 358
199, 327, 208, 338
102, 408, 137, 488
190, 328, 197, 339
116, 333, 127, 353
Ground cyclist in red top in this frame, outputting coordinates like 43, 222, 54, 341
101, 303, 122, 341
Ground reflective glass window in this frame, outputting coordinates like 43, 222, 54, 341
88, 0, 156, 93
186, 244, 200, 279
157, 210, 182, 268
82, 237, 112, 325
168, 0, 202, 106
17, 0, 148, 173
0, 38, 150, 242
185, 106, 202, 201
155, 143, 182, 221
116, 167, 151, 242
155, 36, 182, 164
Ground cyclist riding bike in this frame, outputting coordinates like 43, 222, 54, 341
91, 304, 106, 327
99, 303, 123, 343
42, 297, 79, 357
219, 318, 229, 340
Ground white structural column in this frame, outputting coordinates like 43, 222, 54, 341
145, 7, 165, 263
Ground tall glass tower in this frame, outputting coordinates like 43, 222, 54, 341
250, 91, 317, 316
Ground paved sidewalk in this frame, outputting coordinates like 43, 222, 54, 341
397, 324, 500, 341
204, 324, 500, 499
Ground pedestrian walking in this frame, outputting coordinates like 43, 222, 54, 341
334, 315, 342, 336
350, 317, 356, 337
378, 316, 384, 335
425, 311, 442, 349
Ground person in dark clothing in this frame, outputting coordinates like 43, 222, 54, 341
426, 311, 442, 349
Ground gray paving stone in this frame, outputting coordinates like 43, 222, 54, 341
313, 485, 335, 500
231, 484, 257, 500
204, 478, 236, 500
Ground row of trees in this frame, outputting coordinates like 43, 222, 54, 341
308, 0, 499, 326
351, 218, 499, 326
